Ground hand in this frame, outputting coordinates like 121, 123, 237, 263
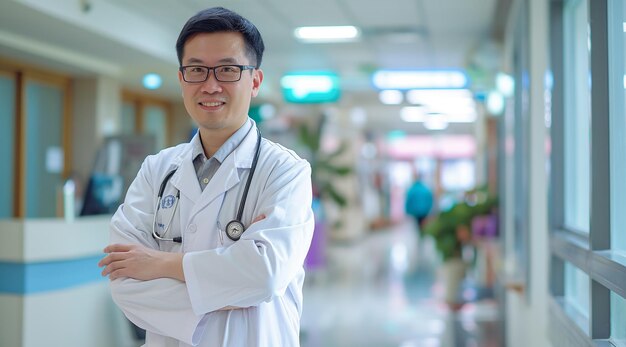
98, 244, 184, 281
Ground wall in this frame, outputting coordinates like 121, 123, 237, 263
170, 101, 194, 145
72, 76, 121, 183
502, 0, 552, 346
0, 217, 135, 347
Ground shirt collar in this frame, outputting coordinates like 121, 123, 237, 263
191, 118, 253, 164
190, 132, 206, 162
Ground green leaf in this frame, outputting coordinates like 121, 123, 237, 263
326, 141, 349, 160
321, 183, 347, 207
316, 161, 351, 176
298, 124, 316, 151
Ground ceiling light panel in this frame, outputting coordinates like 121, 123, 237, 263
379, 90, 403, 105
372, 70, 469, 89
294, 26, 360, 42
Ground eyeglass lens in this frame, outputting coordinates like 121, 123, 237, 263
184, 65, 243, 82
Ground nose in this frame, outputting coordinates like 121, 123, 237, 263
200, 70, 222, 93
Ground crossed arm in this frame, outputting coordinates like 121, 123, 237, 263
98, 214, 267, 283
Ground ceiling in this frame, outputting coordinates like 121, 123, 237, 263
0, 0, 508, 135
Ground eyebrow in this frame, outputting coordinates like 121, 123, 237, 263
184, 57, 240, 65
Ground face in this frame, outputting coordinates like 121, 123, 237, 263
178, 32, 263, 137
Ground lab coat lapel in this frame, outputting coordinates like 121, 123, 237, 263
170, 151, 202, 204
192, 126, 258, 214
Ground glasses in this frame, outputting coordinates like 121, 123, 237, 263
179, 64, 256, 83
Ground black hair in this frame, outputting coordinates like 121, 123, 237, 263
175, 7, 265, 68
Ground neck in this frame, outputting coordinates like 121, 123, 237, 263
198, 130, 227, 158
198, 120, 247, 157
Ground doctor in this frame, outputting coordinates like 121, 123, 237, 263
98, 7, 314, 347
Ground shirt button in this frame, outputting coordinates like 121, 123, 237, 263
188, 224, 197, 233
202, 178, 209, 184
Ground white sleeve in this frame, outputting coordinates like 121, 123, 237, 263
183, 160, 315, 315
108, 158, 207, 346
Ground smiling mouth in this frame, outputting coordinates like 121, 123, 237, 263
199, 101, 224, 107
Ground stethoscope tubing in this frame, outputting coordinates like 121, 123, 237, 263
152, 128, 262, 243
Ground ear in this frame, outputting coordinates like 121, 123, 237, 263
178, 70, 186, 97
251, 69, 263, 98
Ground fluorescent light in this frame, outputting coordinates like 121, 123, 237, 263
424, 116, 449, 130
142, 73, 162, 89
487, 91, 504, 115
496, 72, 514, 97
400, 106, 427, 122
378, 90, 403, 105
372, 70, 468, 90
294, 26, 359, 42
406, 89, 473, 105
623, 22, 626, 32
405, 89, 477, 122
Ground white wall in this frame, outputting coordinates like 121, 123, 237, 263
503, 0, 552, 346
0, 217, 137, 347
22, 283, 129, 347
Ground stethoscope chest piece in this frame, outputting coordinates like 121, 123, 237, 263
226, 220, 244, 241
154, 128, 262, 244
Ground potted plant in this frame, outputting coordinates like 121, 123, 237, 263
296, 114, 352, 270
423, 187, 497, 309
297, 116, 352, 210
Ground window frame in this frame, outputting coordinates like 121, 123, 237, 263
548, 0, 626, 345
121, 91, 174, 149
0, 59, 72, 218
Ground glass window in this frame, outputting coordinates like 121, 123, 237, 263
0, 74, 15, 218
611, 292, 626, 342
143, 105, 167, 151
609, 3, 626, 343
563, 0, 590, 232
25, 80, 64, 218
120, 101, 136, 135
564, 261, 590, 320
611, 0, 626, 252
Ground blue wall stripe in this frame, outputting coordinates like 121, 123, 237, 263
0, 255, 106, 294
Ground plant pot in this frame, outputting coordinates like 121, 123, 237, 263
441, 258, 467, 310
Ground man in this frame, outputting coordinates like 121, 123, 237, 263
405, 171, 433, 231
98, 7, 314, 346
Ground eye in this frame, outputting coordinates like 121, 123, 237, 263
219, 66, 237, 73
188, 66, 206, 73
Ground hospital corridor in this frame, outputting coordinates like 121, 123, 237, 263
299, 220, 502, 347
1, 0, 626, 346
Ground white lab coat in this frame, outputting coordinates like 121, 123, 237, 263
109, 122, 314, 347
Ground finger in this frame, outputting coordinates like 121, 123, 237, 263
108, 267, 128, 280
103, 244, 135, 253
98, 251, 129, 267
98, 254, 116, 267
101, 258, 129, 277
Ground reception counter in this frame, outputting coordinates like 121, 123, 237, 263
0, 216, 130, 347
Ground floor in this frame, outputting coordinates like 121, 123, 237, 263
300, 221, 503, 347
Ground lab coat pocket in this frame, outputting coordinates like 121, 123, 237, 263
216, 218, 236, 248
154, 191, 182, 252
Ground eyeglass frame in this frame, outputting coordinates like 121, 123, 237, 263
179, 64, 256, 83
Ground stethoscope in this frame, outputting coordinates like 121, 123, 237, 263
152, 128, 262, 243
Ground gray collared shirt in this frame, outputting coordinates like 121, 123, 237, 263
191, 119, 253, 191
